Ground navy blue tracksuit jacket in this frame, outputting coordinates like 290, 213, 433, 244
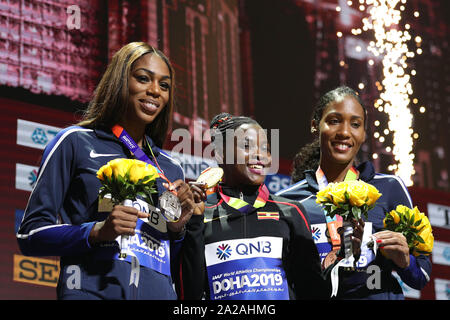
276, 161, 432, 299
17, 126, 185, 299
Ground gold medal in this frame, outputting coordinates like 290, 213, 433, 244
189, 167, 224, 189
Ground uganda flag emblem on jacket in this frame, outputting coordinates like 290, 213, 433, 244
257, 211, 280, 221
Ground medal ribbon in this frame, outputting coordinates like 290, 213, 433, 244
318, 166, 361, 298
111, 124, 172, 186
119, 199, 140, 290
111, 125, 174, 288
218, 184, 269, 213
316, 166, 359, 249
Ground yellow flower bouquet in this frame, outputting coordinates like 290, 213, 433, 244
97, 158, 159, 205
316, 180, 382, 221
383, 205, 434, 256
97, 158, 160, 258
317, 180, 382, 296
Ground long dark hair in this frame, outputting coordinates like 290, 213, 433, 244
291, 139, 321, 183
290, 86, 366, 183
77, 42, 175, 147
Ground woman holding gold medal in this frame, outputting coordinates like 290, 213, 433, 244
277, 86, 432, 299
17, 42, 201, 299
177, 113, 363, 300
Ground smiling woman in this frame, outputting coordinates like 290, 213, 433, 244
276, 86, 432, 300
177, 113, 332, 300
209, 114, 271, 187
123, 53, 172, 143
314, 93, 366, 182
16, 42, 203, 300
78, 42, 175, 148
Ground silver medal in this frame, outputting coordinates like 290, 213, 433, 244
159, 190, 181, 222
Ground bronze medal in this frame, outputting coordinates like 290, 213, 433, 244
322, 248, 340, 269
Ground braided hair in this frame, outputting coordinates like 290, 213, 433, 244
210, 112, 259, 143
209, 113, 261, 167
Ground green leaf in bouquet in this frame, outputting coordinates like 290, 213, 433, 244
127, 183, 136, 194
100, 173, 109, 185
395, 225, 405, 233
143, 186, 157, 196
416, 234, 425, 244
136, 177, 146, 185
136, 191, 147, 198
343, 212, 351, 220
400, 212, 408, 224
414, 218, 422, 227
408, 213, 416, 226
415, 249, 431, 255
352, 206, 361, 220
417, 225, 426, 233
384, 215, 392, 224
336, 208, 350, 220
325, 210, 335, 219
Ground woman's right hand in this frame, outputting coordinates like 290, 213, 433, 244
337, 218, 365, 260
190, 184, 207, 215
88, 205, 149, 245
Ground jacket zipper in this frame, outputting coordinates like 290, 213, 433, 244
240, 192, 246, 238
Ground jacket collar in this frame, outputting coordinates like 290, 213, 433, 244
206, 184, 262, 207
356, 161, 376, 181
219, 184, 261, 198
303, 161, 376, 191
304, 169, 320, 192
93, 126, 160, 157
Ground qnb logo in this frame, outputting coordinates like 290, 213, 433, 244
312, 226, 321, 241
216, 244, 232, 261
236, 241, 272, 256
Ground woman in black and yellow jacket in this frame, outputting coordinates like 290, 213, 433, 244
176, 113, 363, 300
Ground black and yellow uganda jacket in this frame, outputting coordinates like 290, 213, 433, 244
176, 184, 331, 300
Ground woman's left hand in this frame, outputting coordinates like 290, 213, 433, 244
350, 218, 365, 260
372, 230, 410, 269
163, 180, 196, 234
189, 184, 206, 215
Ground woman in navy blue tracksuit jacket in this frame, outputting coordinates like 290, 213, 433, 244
17, 42, 200, 299
277, 86, 431, 299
